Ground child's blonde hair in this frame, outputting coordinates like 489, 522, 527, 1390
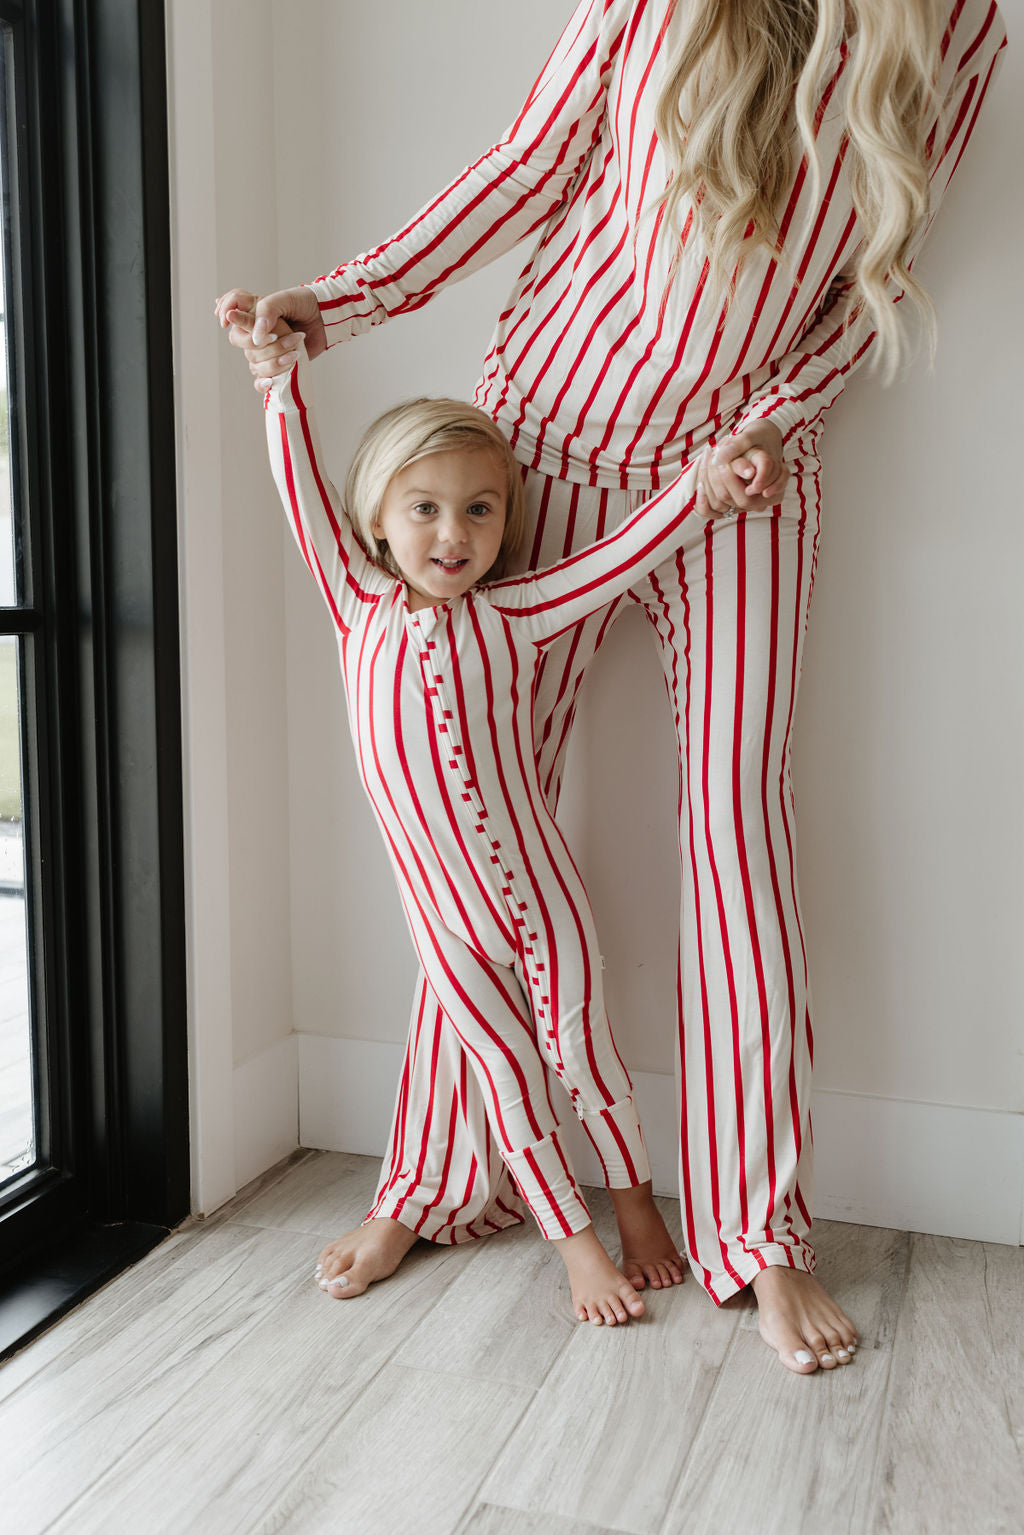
345, 398, 527, 582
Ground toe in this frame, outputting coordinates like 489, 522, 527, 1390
824, 1329, 849, 1364
324, 1255, 370, 1298
807, 1332, 837, 1368
621, 1285, 645, 1318
764, 1319, 820, 1373
622, 1263, 646, 1291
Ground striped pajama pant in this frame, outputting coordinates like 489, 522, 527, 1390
367, 458, 822, 1303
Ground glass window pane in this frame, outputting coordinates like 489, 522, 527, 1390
0, 635, 33, 1183
0, 49, 13, 610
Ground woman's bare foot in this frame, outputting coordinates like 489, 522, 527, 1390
609, 1181, 686, 1292
553, 1225, 647, 1325
751, 1266, 859, 1373
315, 1217, 419, 1299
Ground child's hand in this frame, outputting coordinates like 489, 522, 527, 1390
696, 423, 789, 519
214, 285, 324, 392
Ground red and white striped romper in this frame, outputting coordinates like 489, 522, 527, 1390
305, 0, 1006, 1298
268, 347, 707, 1240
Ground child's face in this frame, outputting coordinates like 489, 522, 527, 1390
372, 448, 508, 612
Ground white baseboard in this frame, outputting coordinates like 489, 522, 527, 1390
233, 1034, 300, 1191
811, 1088, 1024, 1246
297, 1034, 1024, 1246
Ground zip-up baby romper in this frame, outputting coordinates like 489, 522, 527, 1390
302, 0, 1007, 1296
267, 348, 701, 1238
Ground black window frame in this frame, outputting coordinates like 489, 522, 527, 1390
0, 0, 188, 1360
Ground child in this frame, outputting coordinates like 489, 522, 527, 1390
232, 313, 703, 1325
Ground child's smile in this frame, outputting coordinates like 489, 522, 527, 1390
372, 448, 507, 612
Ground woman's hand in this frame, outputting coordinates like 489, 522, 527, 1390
217, 302, 301, 388
696, 422, 789, 519
214, 285, 326, 391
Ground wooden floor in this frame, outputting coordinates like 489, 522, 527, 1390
3, 1150, 1022, 1534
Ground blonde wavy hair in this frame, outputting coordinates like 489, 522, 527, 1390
655, 0, 945, 378
345, 398, 527, 581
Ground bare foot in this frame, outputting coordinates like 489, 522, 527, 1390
751, 1266, 859, 1374
553, 1225, 647, 1325
609, 1181, 686, 1292
315, 1217, 419, 1299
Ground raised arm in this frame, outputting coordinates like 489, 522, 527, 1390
310, 0, 630, 346
265, 346, 392, 634
486, 460, 700, 645
734, 0, 1007, 448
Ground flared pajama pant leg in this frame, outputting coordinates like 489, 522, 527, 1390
633, 481, 821, 1300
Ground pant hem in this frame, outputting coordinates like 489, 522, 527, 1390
364, 1192, 528, 1246
697, 1242, 817, 1306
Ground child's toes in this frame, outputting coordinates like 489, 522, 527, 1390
619, 1284, 645, 1319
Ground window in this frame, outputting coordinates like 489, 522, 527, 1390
0, 0, 188, 1359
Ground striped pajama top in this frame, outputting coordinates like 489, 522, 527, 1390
309, 0, 1007, 491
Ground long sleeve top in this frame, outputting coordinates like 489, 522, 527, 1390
309, 0, 1006, 491
266, 349, 700, 954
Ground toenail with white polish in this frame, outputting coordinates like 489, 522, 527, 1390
329, 1275, 349, 1289
821, 1353, 835, 1363
795, 1350, 815, 1364
836, 1348, 849, 1358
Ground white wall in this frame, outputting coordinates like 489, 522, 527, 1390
169, 0, 298, 1211
172, 0, 1024, 1238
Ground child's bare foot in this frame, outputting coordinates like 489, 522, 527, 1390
315, 1217, 418, 1299
553, 1225, 647, 1325
752, 1266, 859, 1373
609, 1181, 686, 1292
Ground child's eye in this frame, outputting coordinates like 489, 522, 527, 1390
468, 503, 495, 518
411, 502, 438, 517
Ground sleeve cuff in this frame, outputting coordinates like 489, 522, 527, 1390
733, 393, 804, 445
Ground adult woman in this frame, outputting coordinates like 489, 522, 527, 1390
220, 0, 1005, 1372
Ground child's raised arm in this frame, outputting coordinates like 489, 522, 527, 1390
261, 342, 393, 634
485, 458, 702, 645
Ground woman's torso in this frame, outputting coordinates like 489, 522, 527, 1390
473, 0, 989, 489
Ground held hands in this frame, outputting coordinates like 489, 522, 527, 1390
696, 423, 789, 520
214, 286, 324, 391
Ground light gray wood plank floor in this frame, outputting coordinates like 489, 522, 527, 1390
2, 1150, 1021, 1535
